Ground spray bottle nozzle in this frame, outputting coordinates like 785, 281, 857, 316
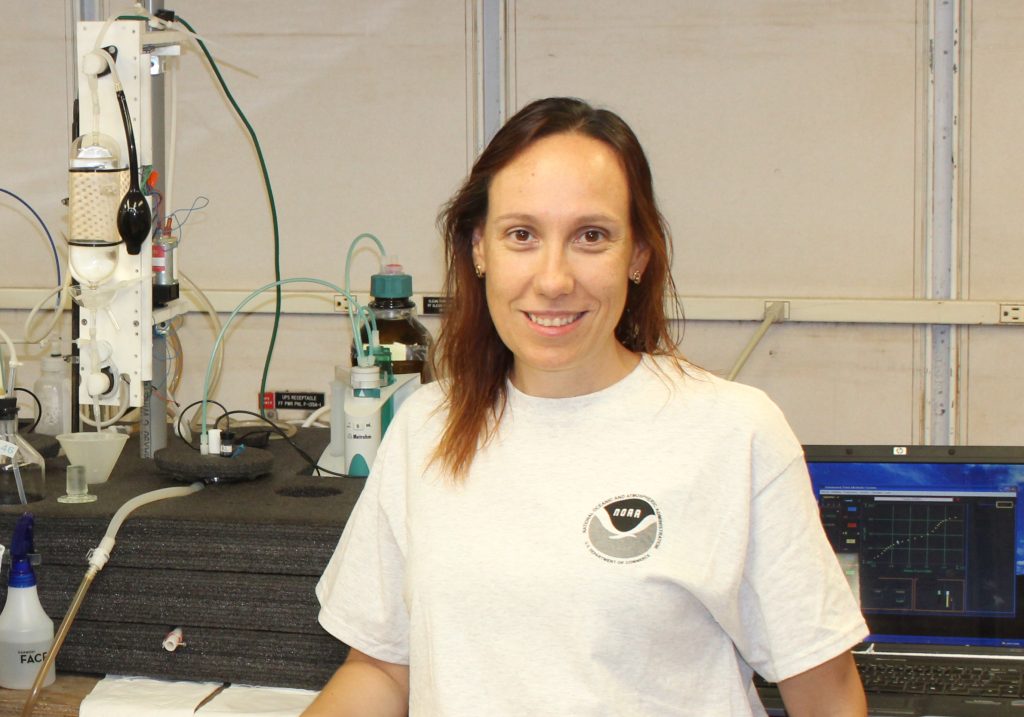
10, 514, 32, 561
8, 513, 39, 587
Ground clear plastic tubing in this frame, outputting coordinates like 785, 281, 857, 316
20, 482, 204, 717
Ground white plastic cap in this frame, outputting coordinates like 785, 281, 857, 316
207, 428, 221, 455
350, 365, 382, 390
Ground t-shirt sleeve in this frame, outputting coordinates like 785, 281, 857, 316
732, 438, 869, 682
315, 435, 411, 665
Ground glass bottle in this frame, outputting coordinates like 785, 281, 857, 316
0, 398, 46, 505
351, 260, 433, 383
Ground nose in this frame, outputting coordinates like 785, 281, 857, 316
533, 244, 574, 298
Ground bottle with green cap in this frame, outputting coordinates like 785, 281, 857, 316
0, 513, 56, 689
351, 257, 433, 383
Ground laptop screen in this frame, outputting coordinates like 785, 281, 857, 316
804, 445, 1024, 649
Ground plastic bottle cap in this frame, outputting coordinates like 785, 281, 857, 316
0, 398, 17, 421
370, 272, 413, 299
8, 559, 36, 588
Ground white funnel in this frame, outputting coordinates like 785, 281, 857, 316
56, 432, 129, 485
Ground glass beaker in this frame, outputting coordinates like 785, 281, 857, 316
0, 399, 45, 505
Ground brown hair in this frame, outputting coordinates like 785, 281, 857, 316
432, 97, 682, 479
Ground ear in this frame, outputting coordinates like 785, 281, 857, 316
629, 240, 651, 279
471, 227, 485, 273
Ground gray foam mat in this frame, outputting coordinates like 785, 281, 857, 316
54, 620, 348, 689
0, 429, 361, 689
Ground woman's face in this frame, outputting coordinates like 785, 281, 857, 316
472, 132, 649, 398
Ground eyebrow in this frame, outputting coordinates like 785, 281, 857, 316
491, 212, 621, 225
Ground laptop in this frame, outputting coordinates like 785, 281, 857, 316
756, 444, 1024, 717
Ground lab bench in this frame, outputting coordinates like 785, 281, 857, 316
0, 429, 354, 691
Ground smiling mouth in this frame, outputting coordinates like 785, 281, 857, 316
527, 312, 583, 328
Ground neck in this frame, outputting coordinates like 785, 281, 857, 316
511, 348, 642, 398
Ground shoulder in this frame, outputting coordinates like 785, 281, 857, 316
640, 354, 803, 476
392, 380, 447, 425
642, 354, 784, 419
381, 380, 448, 454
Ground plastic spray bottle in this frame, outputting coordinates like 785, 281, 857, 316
0, 513, 56, 689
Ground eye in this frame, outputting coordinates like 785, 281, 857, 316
575, 228, 607, 246
506, 228, 534, 244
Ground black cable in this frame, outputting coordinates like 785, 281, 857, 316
176, 16, 282, 419
214, 410, 346, 477
13, 388, 42, 433
176, 399, 228, 451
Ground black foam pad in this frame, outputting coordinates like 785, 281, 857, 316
154, 443, 273, 483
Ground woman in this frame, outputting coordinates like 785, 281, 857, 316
304, 97, 868, 716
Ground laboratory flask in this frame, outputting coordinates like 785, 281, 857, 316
0, 398, 46, 505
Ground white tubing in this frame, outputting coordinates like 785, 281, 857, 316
0, 326, 20, 395
89, 482, 204, 571
78, 380, 130, 427
23, 271, 71, 345
180, 272, 224, 398
302, 404, 332, 428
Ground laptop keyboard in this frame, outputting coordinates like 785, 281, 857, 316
858, 659, 1024, 698
755, 657, 1024, 700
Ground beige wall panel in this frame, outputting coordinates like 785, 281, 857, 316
512, 0, 924, 298
961, 2, 1024, 443
963, 327, 1024, 443
963, 1, 1024, 298
165, 1, 466, 294
679, 322, 917, 444
0, 2, 70, 288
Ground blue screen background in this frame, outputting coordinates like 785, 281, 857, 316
808, 462, 1024, 575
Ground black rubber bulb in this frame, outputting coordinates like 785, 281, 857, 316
114, 88, 151, 255
117, 187, 151, 254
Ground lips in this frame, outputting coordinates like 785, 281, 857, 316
527, 312, 583, 328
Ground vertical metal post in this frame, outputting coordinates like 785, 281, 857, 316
480, 0, 505, 147
925, 0, 959, 445
141, 0, 168, 457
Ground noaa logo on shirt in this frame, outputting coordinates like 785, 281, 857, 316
583, 494, 662, 563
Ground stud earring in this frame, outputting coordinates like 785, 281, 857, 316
630, 270, 642, 285
475, 264, 484, 279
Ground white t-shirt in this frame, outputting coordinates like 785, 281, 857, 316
317, 354, 868, 716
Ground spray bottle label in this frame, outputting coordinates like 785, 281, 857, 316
0, 639, 56, 690
0, 441, 16, 459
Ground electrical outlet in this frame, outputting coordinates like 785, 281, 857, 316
999, 304, 1024, 324
334, 295, 349, 313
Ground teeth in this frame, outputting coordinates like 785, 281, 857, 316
529, 313, 580, 327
